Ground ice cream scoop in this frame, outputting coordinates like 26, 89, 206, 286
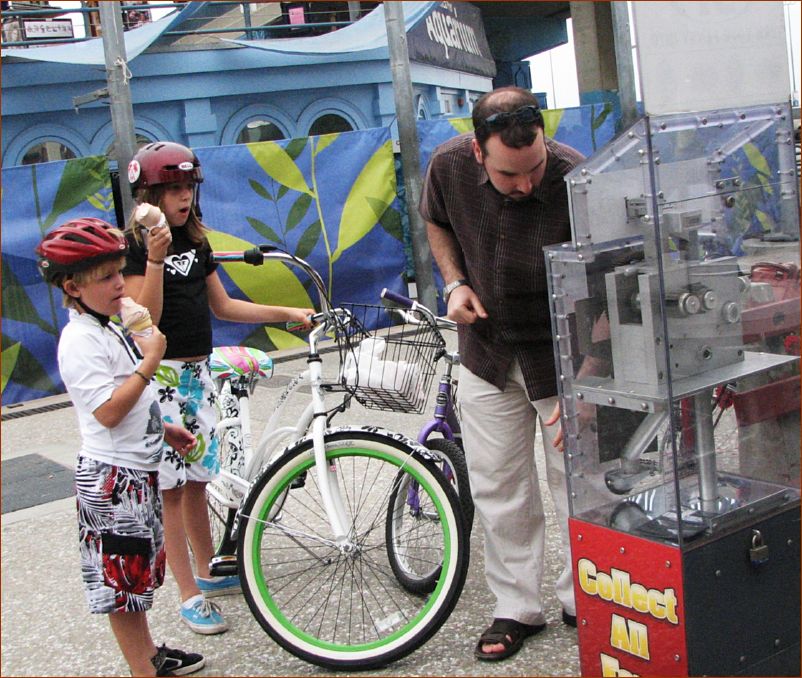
120, 297, 153, 336
135, 203, 166, 232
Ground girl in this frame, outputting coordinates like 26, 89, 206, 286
123, 141, 313, 634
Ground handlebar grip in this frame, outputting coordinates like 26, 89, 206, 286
380, 287, 414, 308
243, 247, 266, 265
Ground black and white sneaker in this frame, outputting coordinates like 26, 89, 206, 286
152, 644, 205, 676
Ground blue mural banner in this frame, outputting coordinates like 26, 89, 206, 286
1, 129, 407, 405
2, 155, 115, 405
195, 127, 407, 352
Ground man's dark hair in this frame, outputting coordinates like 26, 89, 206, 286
472, 87, 543, 153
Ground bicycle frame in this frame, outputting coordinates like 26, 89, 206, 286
417, 353, 460, 445
211, 247, 353, 544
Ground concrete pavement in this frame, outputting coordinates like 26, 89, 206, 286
1, 345, 581, 677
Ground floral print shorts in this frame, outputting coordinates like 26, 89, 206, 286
153, 357, 220, 489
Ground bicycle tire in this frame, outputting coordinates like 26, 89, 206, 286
385, 438, 473, 594
426, 438, 474, 535
237, 428, 469, 670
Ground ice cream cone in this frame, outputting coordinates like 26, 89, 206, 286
120, 297, 153, 336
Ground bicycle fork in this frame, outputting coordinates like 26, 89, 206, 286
307, 330, 355, 551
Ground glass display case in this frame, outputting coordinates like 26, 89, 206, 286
546, 102, 799, 676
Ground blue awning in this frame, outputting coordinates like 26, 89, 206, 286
0, 3, 201, 65
222, 2, 434, 55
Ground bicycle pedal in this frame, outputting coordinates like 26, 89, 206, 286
209, 555, 238, 577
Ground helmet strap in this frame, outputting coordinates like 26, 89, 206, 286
76, 297, 111, 327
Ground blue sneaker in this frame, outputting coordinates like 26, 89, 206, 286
180, 595, 228, 635
195, 574, 241, 598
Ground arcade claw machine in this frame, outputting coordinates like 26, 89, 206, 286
546, 102, 800, 677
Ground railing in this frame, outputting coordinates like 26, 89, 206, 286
1, 1, 375, 49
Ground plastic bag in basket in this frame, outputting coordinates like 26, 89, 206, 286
342, 337, 423, 402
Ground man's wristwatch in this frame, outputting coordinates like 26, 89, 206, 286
442, 279, 468, 302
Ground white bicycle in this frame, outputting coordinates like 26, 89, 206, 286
205, 246, 469, 670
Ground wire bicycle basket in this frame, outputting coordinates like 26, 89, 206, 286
332, 303, 445, 414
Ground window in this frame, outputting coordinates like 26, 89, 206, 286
22, 141, 76, 165
237, 119, 286, 144
308, 114, 353, 136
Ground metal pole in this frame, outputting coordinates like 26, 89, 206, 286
383, 1, 437, 310
99, 1, 137, 225
347, 1, 361, 23
611, 1, 639, 130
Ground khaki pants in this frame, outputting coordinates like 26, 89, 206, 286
458, 360, 574, 625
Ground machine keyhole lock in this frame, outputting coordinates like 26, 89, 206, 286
749, 529, 770, 566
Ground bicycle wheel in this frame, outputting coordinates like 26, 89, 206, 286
385, 438, 473, 595
427, 438, 474, 535
237, 429, 468, 670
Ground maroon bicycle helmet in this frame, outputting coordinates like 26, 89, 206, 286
36, 218, 128, 284
128, 141, 203, 193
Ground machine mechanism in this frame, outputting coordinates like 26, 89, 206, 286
546, 102, 799, 676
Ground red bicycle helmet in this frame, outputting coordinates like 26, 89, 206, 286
128, 141, 203, 193
36, 218, 128, 284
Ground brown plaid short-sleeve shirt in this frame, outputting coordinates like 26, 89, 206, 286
420, 132, 584, 401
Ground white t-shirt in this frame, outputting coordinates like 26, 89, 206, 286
58, 309, 164, 471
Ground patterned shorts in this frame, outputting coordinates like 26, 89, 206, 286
75, 456, 165, 614
153, 358, 220, 489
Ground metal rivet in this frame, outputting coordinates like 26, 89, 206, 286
608, 397, 616, 405
674, 654, 681, 662
715, 569, 721, 577
581, 618, 587, 626
577, 534, 583, 541
775, 639, 781, 647
740, 656, 747, 663
665, 561, 671, 568
619, 547, 625, 554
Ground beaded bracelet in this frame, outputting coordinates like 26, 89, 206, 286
133, 370, 151, 384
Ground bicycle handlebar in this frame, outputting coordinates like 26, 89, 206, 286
380, 288, 457, 331
213, 246, 331, 313
381, 287, 414, 308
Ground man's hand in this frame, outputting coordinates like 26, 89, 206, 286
163, 422, 197, 457
447, 284, 488, 324
544, 401, 564, 451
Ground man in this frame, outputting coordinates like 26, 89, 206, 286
420, 86, 583, 662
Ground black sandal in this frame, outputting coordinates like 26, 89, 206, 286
474, 617, 546, 661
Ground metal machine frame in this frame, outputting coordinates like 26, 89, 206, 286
546, 102, 800, 676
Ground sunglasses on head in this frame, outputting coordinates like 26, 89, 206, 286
479, 105, 543, 131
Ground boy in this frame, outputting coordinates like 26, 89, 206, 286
36, 218, 204, 676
